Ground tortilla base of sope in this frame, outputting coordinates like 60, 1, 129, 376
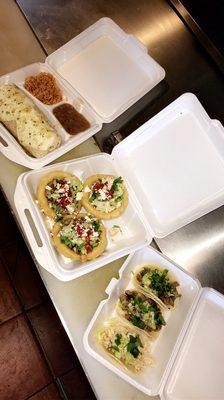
133, 264, 181, 310
115, 299, 162, 341
52, 213, 107, 262
82, 174, 128, 219
97, 318, 154, 373
37, 170, 82, 219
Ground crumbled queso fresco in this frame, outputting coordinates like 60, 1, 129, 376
45, 177, 83, 216
89, 176, 124, 213
59, 214, 102, 255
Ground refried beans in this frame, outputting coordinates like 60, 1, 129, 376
53, 103, 90, 135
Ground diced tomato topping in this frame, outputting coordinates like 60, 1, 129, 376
85, 237, 92, 253
106, 189, 113, 199
93, 182, 105, 192
76, 224, 83, 237
57, 187, 72, 209
87, 228, 93, 237
59, 197, 70, 208
85, 244, 92, 253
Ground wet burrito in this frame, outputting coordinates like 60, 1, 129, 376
134, 265, 181, 309
0, 83, 61, 157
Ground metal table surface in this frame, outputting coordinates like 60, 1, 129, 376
16, 0, 224, 293
2, 1, 224, 398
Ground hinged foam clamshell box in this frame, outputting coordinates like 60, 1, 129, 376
0, 17, 165, 168
14, 93, 224, 281
84, 246, 224, 400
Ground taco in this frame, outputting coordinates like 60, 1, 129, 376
52, 213, 107, 262
117, 290, 166, 339
82, 174, 128, 219
98, 319, 153, 373
37, 170, 83, 219
133, 265, 181, 309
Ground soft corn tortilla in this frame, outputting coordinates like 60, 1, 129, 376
97, 318, 153, 373
37, 171, 82, 219
116, 296, 163, 341
133, 264, 181, 309
82, 174, 128, 219
52, 213, 107, 262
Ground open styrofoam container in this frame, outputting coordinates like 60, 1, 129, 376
84, 246, 224, 399
14, 153, 149, 281
0, 63, 101, 169
0, 17, 165, 169
14, 92, 224, 280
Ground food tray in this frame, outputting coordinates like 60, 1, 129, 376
0, 17, 165, 168
0, 62, 100, 169
14, 93, 224, 281
14, 154, 149, 281
84, 246, 224, 399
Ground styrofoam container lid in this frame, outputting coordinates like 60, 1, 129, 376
84, 246, 201, 397
162, 288, 224, 400
112, 93, 224, 237
46, 17, 165, 123
0, 18, 165, 169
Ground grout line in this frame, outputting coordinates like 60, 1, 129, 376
55, 377, 70, 400
25, 380, 66, 400
0, 310, 23, 327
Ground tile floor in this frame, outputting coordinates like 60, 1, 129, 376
0, 190, 96, 400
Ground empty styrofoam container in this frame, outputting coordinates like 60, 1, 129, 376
14, 93, 224, 280
84, 246, 224, 399
0, 17, 165, 168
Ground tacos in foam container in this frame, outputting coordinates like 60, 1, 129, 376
116, 289, 166, 340
97, 317, 154, 373
133, 264, 181, 309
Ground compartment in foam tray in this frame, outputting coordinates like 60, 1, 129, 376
0, 17, 165, 169
14, 153, 149, 281
0, 62, 101, 168
84, 246, 224, 399
14, 92, 224, 281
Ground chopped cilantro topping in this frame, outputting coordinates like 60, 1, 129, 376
111, 176, 123, 192
92, 221, 100, 232
60, 236, 74, 248
126, 334, 142, 358
130, 315, 145, 329
115, 333, 122, 346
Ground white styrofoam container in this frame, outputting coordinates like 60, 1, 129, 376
14, 93, 224, 280
14, 153, 150, 281
0, 17, 165, 168
84, 246, 224, 399
0, 63, 101, 169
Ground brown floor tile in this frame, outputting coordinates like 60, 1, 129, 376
0, 191, 21, 248
0, 241, 19, 276
0, 259, 21, 324
28, 383, 62, 400
59, 368, 96, 400
0, 315, 52, 400
28, 302, 77, 376
1, 239, 48, 310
